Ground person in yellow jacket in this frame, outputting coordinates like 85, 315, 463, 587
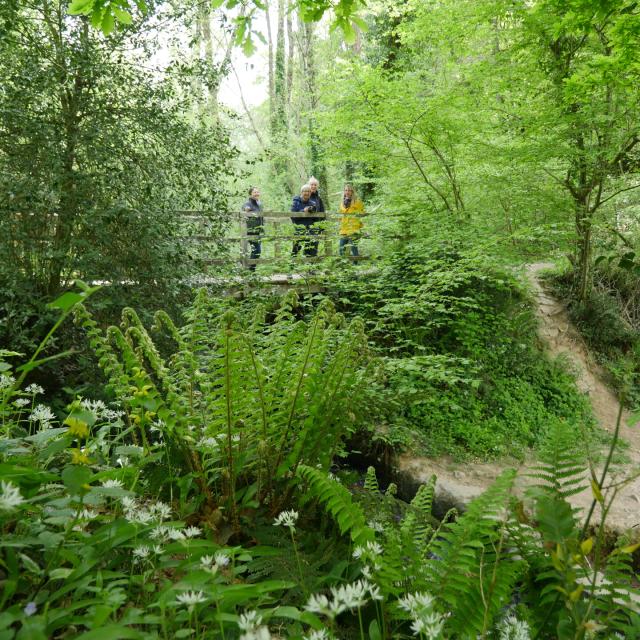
338, 184, 365, 257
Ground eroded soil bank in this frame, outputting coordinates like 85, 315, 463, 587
396, 263, 640, 533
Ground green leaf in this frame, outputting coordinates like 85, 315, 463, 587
112, 7, 133, 24
61, 465, 93, 494
369, 619, 382, 640
101, 11, 115, 34
68, 0, 94, 15
49, 567, 73, 580
47, 292, 83, 312
351, 15, 369, 31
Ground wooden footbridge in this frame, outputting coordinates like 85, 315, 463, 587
180, 208, 391, 290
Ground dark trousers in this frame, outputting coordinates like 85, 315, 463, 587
247, 237, 261, 271
339, 236, 359, 256
292, 224, 320, 258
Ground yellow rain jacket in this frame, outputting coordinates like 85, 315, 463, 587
339, 199, 365, 236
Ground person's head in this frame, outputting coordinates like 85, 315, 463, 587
343, 184, 355, 200
308, 177, 319, 194
300, 184, 311, 201
249, 186, 260, 200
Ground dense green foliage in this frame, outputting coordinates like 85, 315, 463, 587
2, 0, 640, 637
0, 0, 235, 356
324, 226, 597, 459
2, 294, 639, 639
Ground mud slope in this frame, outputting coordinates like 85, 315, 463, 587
398, 262, 640, 532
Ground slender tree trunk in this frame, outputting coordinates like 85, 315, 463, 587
286, 0, 294, 104
265, 0, 275, 125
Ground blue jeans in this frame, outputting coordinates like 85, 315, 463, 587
339, 236, 359, 256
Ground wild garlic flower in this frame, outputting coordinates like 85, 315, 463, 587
368, 519, 385, 533
0, 374, 15, 390
330, 580, 369, 613
29, 405, 55, 428
214, 550, 230, 567
25, 383, 44, 395
304, 593, 332, 617
149, 501, 172, 521
366, 541, 383, 556
133, 545, 151, 561
102, 408, 125, 421
398, 592, 436, 615
150, 525, 170, 541
498, 614, 531, 640
0, 481, 25, 511
14, 398, 30, 408
80, 399, 107, 417
363, 579, 383, 601
183, 526, 201, 538
273, 510, 299, 530
398, 592, 445, 640
411, 612, 445, 639
101, 479, 124, 489
175, 590, 207, 608
200, 555, 219, 574
238, 610, 263, 632
167, 528, 186, 541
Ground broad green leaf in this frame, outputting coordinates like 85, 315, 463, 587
47, 292, 83, 312
61, 465, 93, 494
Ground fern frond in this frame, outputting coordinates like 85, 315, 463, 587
426, 470, 523, 637
528, 420, 589, 499
363, 466, 380, 493
297, 464, 374, 546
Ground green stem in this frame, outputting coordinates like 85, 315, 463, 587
290, 529, 306, 596
357, 606, 365, 640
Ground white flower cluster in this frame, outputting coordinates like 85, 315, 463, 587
352, 540, 383, 560
25, 383, 44, 395
198, 550, 230, 574
305, 579, 382, 619
79, 398, 124, 422
0, 481, 25, 511
0, 374, 15, 390
273, 510, 299, 531
101, 479, 124, 489
121, 497, 172, 526
238, 610, 271, 640
29, 405, 56, 429
14, 398, 30, 408
498, 614, 531, 640
397, 592, 445, 639
175, 590, 207, 608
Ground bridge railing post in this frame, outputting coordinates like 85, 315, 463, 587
239, 212, 249, 269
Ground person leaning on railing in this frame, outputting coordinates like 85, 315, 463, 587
290, 183, 319, 257
242, 186, 264, 271
338, 184, 365, 257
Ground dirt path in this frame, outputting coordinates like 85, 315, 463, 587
398, 263, 640, 532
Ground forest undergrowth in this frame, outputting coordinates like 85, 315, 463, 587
1, 277, 640, 639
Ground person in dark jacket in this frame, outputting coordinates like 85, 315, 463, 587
291, 184, 317, 257
306, 176, 324, 257
242, 186, 264, 271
